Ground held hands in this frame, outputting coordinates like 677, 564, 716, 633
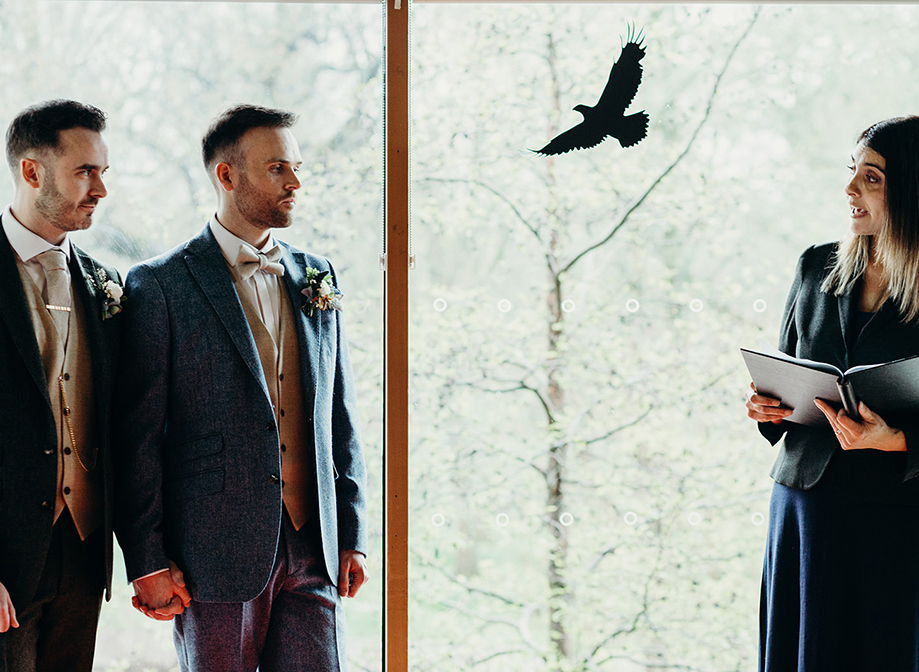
131, 560, 192, 620
814, 399, 907, 452
338, 550, 369, 599
746, 383, 793, 424
0, 581, 18, 633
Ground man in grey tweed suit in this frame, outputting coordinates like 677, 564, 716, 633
113, 105, 368, 672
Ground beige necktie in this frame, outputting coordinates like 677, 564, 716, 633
36, 248, 71, 345
234, 243, 285, 281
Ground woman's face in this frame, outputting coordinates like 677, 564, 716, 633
846, 142, 887, 236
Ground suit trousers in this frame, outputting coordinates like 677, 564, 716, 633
173, 511, 346, 672
1, 509, 104, 672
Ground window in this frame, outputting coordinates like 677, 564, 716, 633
407, 3, 919, 670
0, 2, 382, 669
3, 2, 918, 670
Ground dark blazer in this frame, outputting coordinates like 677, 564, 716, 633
113, 226, 367, 603
0, 216, 121, 611
761, 243, 919, 500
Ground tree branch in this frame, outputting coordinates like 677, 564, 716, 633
419, 177, 554, 271
413, 549, 527, 609
472, 647, 541, 667
582, 405, 654, 446
454, 379, 557, 426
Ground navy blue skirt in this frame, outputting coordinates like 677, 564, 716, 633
761, 451, 919, 671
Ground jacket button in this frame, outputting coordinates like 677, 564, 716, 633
41, 501, 52, 510
64, 486, 71, 495
269, 474, 281, 484
63, 373, 70, 381
44, 447, 54, 455
64, 447, 71, 455
280, 444, 287, 453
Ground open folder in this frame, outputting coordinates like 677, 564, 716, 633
741, 345, 919, 426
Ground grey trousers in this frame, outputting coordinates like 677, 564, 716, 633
173, 512, 346, 672
1, 509, 104, 672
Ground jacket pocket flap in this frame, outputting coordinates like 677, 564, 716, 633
164, 468, 225, 503
169, 433, 224, 466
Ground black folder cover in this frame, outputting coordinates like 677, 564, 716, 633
741, 348, 919, 426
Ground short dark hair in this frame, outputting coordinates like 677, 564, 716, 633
5, 99, 107, 170
202, 104, 298, 170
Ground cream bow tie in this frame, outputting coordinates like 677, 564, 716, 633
234, 243, 285, 281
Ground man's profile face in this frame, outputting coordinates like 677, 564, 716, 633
233, 126, 302, 231
34, 127, 108, 235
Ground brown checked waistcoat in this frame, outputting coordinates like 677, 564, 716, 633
16, 258, 103, 539
234, 275, 316, 530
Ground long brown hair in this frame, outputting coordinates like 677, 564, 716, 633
822, 116, 919, 322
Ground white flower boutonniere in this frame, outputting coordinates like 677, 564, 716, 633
95, 268, 125, 319
301, 267, 342, 317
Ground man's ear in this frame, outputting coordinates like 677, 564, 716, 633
20, 158, 41, 190
214, 162, 234, 193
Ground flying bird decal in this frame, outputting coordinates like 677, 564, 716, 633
534, 28, 649, 156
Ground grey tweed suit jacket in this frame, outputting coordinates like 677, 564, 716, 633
113, 226, 367, 602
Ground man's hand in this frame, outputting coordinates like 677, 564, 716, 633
338, 550, 369, 598
131, 560, 192, 620
0, 581, 18, 633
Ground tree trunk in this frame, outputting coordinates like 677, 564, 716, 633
544, 30, 571, 670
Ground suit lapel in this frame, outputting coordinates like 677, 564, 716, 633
71, 245, 105, 348
184, 228, 271, 399
70, 245, 113, 433
280, 245, 320, 396
0, 218, 50, 402
854, 296, 899, 351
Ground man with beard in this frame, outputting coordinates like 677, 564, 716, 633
0, 100, 124, 671
114, 105, 368, 671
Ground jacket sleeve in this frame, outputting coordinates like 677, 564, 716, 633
328, 262, 367, 555
112, 263, 172, 581
758, 247, 808, 446
903, 426, 919, 480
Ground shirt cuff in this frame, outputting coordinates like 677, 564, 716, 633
134, 567, 170, 582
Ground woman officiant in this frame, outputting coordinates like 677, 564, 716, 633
746, 116, 919, 670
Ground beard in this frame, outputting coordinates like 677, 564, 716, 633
34, 168, 96, 232
235, 171, 294, 230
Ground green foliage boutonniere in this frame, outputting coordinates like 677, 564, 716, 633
301, 267, 342, 317
94, 268, 125, 319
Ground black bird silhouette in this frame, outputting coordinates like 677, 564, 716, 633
534, 29, 649, 156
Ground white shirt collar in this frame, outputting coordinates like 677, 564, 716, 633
2, 205, 72, 263
208, 216, 276, 266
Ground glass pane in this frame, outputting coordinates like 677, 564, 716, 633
0, 2, 382, 669
410, 3, 919, 670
